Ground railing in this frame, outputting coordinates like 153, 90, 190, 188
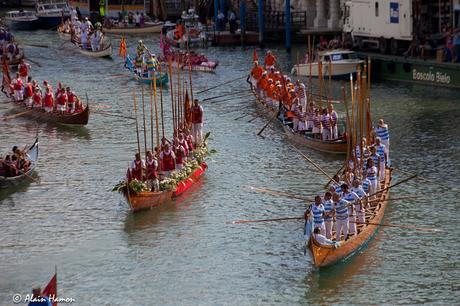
244, 10, 307, 32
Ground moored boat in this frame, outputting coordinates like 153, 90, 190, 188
163, 9, 208, 49
306, 168, 392, 267
4, 10, 39, 31
291, 50, 363, 79
36, 0, 71, 29
0, 138, 39, 188
103, 21, 164, 34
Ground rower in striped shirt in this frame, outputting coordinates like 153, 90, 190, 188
375, 137, 387, 180
351, 179, 368, 228
321, 108, 332, 140
369, 146, 382, 182
306, 102, 316, 131
295, 80, 307, 109
332, 193, 352, 241
365, 158, 379, 197
375, 119, 390, 161
327, 104, 338, 139
341, 184, 360, 236
322, 191, 334, 239
311, 195, 326, 234
312, 109, 322, 139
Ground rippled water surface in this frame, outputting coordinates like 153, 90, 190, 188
0, 30, 459, 305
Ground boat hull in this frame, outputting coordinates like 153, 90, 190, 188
6, 19, 39, 31
103, 22, 164, 34
0, 138, 39, 188
250, 86, 347, 154
11, 101, 90, 125
308, 169, 392, 268
38, 16, 68, 29
77, 44, 113, 58
124, 162, 207, 212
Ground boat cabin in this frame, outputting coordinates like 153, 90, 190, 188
6, 10, 38, 20
320, 50, 358, 62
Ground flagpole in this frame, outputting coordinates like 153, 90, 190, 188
177, 57, 181, 131
149, 82, 154, 151
133, 89, 141, 156
168, 58, 176, 134
153, 73, 160, 149
159, 64, 165, 138
141, 86, 148, 157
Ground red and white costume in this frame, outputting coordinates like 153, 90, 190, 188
18, 62, 29, 83
13, 77, 23, 101
191, 104, 204, 145
174, 145, 186, 170
43, 92, 54, 113
130, 159, 145, 181
160, 149, 176, 176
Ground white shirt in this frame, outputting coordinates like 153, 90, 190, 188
314, 233, 335, 246
134, 14, 141, 23
130, 159, 145, 170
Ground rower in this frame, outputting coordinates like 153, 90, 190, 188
291, 98, 300, 132
145, 150, 159, 191
295, 80, 307, 110
18, 59, 30, 83
160, 143, 176, 177
311, 195, 326, 233
146, 54, 158, 79
341, 183, 360, 236
130, 152, 145, 181
332, 193, 351, 241
81, 29, 89, 50
27, 286, 52, 306
264, 50, 276, 70
90, 31, 100, 52
375, 119, 390, 161
186, 134, 194, 155
375, 137, 387, 180
43, 87, 54, 113
321, 108, 331, 140
313, 227, 340, 248
306, 102, 315, 131
24, 76, 33, 107
174, 138, 186, 170
66, 87, 76, 113
12, 73, 23, 102
56, 88, 67, 113
297, 104, 307, 132
369, 146, 382, 182
312, 108, 322, 139
250, 61, 263, 89
32, 87, 42, 108
322, 191, 334, 239
351, 179, 368, 227
178, 133, 189, 157
365, 158, 378, 197
328, 104, 338, 139
191, 99, 204, 146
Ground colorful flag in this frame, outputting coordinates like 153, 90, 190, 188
119, 36, 127, 58
42, 273, 57, 306
253, 49, 258, 62
1, 57, 12, 98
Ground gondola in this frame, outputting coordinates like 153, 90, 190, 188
103, 21, 164, 34
76, 43, 112, 58
249, 86, 348, 154
125, 55, 169, 86
0, 138, 39, 188
124, 162, 207, 212
306, 168, 392, 268
10, 100, 90, 125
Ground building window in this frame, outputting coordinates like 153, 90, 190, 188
375, 2, 379, 16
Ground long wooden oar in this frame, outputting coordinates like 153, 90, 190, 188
1, 109, 35, 120
368, 195, 420, 203
227, 216, 303, 224
92, 110, 135, 120
196, 75, 246, 95
234, 113, 252, 120
244, 185, 312, 201
393, 167, 457, 192
350, 220, 441, 232
290, 144, 337, 184
324, 163, 346, 189
202, 90, 251, 101
210, 93, 254, 104
257, 111, 279, 136
25, 57, 42, 68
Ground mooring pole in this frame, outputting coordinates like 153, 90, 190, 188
285, 0, 291, 52
257, 0, 264, 46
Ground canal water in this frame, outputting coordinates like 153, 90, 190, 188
0, 31, 459, 305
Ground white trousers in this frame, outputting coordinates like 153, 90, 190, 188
322, 128, 331, 140
331, 125, 338, 139
307, 120, 314, 130
356, 210, 365, 224
14, 90, 23, 101
348, 214, 357, 235
325, 220, 333, 239
335, 218, 349, 241
368, 179, 378, 197
379, 162, 385, 181
192, 123, 203, 145
293, 118, 299, 131
382, 139, 390, 161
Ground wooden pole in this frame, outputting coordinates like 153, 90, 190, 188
149, 82, 154, 151
342, 86, 352, 161
132, 89, 141, 155
290, 144, 337, 183
318, 60, 323, 109
177, 58, 181, 130
328, 59, 332, 107
188, 54, 194, 103
153, 73, 160, 149
168, 58, 176, 133
141, 86, 148, 157
159, 64, 165, 138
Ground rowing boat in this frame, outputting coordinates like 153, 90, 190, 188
306, 168, 392, 268
76, 43, 112, 58
103, 21, 164, 34
125, 55, 169, 86
249, 85, 348, 154
124, 162, 207, 212
10, 100, 90, 125
0, 138, 39, 188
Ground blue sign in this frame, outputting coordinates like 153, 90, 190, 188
390, 2, 399, 23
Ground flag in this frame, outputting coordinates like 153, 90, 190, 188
42, 273, 57, 306
184, 88, 191, 125
1, 56, 12, 98
119, 36, 127, 58
253, 49, 258, 62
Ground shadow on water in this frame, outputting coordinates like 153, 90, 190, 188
0, 172, 40, 202
40, 122, 91, 141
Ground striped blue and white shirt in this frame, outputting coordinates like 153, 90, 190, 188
351, 186, 367, 198
342, 191, 359, 215
371, 153, 381, 168
375, 126, 390, 140
367, 166, 378, 181
376, 144, 386, 162
311, 203, 325, 225
323, 199, 334, 221
362, 179, 370, 193
334, 199, 350, 220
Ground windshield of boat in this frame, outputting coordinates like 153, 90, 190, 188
325, 53, 357, 61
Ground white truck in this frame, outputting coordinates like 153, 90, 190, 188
343, 0, 413, 55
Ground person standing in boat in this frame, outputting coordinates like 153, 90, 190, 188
295, 80, 307, 110
18, 59, 30, 83
66, 87, 76, 113
250, 61, 263, 89
174, 139, 186, 170
321, 108, 332, 140
369, 146, 382, 182
311, 195, 326, 233
145, 150, 159, 191
56, 87, 68, 114
375, 137, 387, 181
146, 54, 159, 79
12, 73, 23, 102
332, 193, 351, 241
312, 108, 322, 139
81, 29, 89, 50
32, 87, 42, 109
42, 87, 54, 113
291, 98, 300, 132
322, 191, 334, 239
365, 158, 378, 198
264, 50, 276, 70
375, 119, 390, 162
24, 77, 33, 107
160, 143, 176, 177
328, 104, 338, 139
351, 179, 368, 229
306, 102, 315, 131
130, 152, 145, 181
341, 184, 360, 236
191, 99, 204, 145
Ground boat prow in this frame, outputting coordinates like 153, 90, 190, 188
0, 138, 39, 188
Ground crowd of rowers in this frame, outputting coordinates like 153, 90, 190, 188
307, 119, 391, 246
61, 16, 105, 52
128, 99, 204, 191
249, 52, 340, 140
0, 145, 31, 177
9, 61, 84, 114
0, 26, 23, 63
